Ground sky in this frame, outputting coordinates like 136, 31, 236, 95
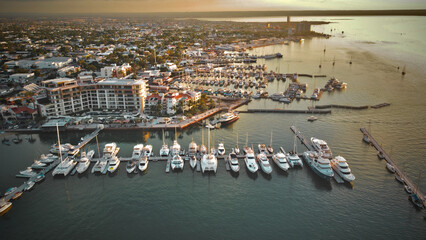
0, 0, 425, 14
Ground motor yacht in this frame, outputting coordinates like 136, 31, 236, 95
311, 137, 333, 159
257, 153, 272, 174
159, 144, 170, 156
201, 153, 217, 173
286, 151, 303, 168
92, 158, 108, 174
218, 112, 239, 127
258, 144, 267, 153
189, 155, 197, 169
234, 145, 240, 155
19, 167, 37, 177
39, 154, 58, 163
138, 156, 149, 172
188, 140, 198, 156
330, 156, 355, 182
126, 159, 137, 173
31, 160, 47, 169
199, 144, 207, 155
24, 181, 35, 191
303, 151, 334, 180
228, 152, 240, 173
170, 154, 184, 171
107, 156, 120, 173
244, 148, 258, 173
143, 145, 153, 157
171, 140, 181, 156
217, 142, 226, 155
76, 150, 94, 174
386, 163, 395, 173
307, 116, 318, 122
272, 152, 290, 171
103, 142, 118, 158
0, 201, 12, 216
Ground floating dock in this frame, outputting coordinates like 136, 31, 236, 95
360, 127, 425, 207
239, 109, 331, 114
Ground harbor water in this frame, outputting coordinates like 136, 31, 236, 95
1, 16, 425, 239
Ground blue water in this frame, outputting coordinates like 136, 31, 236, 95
1, 16, 425, 239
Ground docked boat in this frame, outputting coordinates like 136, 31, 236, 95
159, 144, 170, 157
201, 153, 217, 173
52, 157, 76, 176
330, 156, 355, 182
92, 158, 108, 173
76, 150, 94, 174
138, 156, 149, 172
171, 140, 181, 156
311, 137, 333, 159
4, 187, 17, 196
19, 167, 37, 178
404, 185, 412, 194
39, 154, 58, 164
234, 146, 240, 155
24, 181, 35, 191
303, 151, 334, 180
189, 155, 197, 169
12, 191, 23, 200
188, 140, 198, 156
272, 152, 290, 171
35, 174, 45, 183
386, 163, 395, 173
210, 147, 217, 156
142, 145, 153, 157
395, 172, 404, 183
31, 160, 47, 169
126, 159, 137, 173
258, 144, 267, 153
228, 152, 240, 173
244, 148, 258, 173
409, 193, 424, 209
170, 154, 184, 171
377, 151, 385, 159
362, 134, 370, 144
219, 111, 239, 126
107, 156, 120, 173
103, 142, 118, 158
0, 201, 12, 216
257, 153, 272, 174
217, 142, 225, 155
49, 143, 70, 154
199, 144, 207, 155
287, 151, 303, 168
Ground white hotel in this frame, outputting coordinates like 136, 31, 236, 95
39, 78, 146, 117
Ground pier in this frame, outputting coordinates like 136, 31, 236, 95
360, 128, 425, 207
239, 109, 331, 114
311, 103, 390, 110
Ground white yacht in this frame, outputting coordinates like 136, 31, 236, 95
52, 157, 76, 176
272, 152, 290, 171
257, 153, 272, 174
171, 140, 181, 156
189, 155, 197, 169
159, 144, 170, 157
107, 156, 120, 173
138, 156, 149, 172
210, 147, 217, 156
92, 158, 108, 173
143, 145, 153, 157
49, 143, 70, 154
234, 145, 240, 155
126, 159, 137, 173
31, 160, 47, 169
132, 144, 143, 161
76, 150, 94, 174
287, 151, 303, 168
201, 153, 217, 173
19, 167, 37, 177
39, 154, 58, 164
303, 151, 334, 180
330, 156, 355, 182
217, 142, 225, 155
228, 152, 240, 173
170, 154, 184, 171
103, 142, 118, 158
258, 144, 267, 153
244, 148, 258, 173
188, 140, 198, 156
311, 137, 332, 159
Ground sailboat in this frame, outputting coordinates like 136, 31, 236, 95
408, 172, 423, 209
52, 124, 76, 176
243, 132, 250, 155
201, 127, 217, 173
267, 131, 274, 154
171, 127, 181, 156
234, 133, 240, 155
287, 134, 303, 167
159, 129, 169, 156
199, 126, 207, 155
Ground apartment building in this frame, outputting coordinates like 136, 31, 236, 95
39, 77, 146, 117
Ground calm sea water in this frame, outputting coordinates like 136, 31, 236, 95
1, 17, 425, 239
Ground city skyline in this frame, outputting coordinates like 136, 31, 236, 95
0, 0, 425, 14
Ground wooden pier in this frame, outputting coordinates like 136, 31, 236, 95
360, 128, 425, 207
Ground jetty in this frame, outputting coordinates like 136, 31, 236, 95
311, 103, 390, 110
239, 109, 331, 114
360, 128, 425, 207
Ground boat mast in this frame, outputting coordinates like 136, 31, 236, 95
56, 123, 63, 162
201, 126, 204, 146
208, 128, 211, 154
293, 134, 297, 154
162, 129, 165, 145
96, 135, 101, 159
270, 131, 273, 146
236, 132, 239, 146
245, 132, 248, 148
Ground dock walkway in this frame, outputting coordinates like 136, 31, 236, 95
360, 128, 425, 207
240, 109, 331, 114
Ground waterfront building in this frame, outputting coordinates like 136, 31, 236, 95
38, 77, 146, 117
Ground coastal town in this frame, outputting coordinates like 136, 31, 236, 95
0, 17, 329, 132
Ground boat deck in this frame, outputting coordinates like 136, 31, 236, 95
360, 127, 425, 208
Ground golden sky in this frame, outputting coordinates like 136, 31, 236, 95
0, 0, 425, 13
